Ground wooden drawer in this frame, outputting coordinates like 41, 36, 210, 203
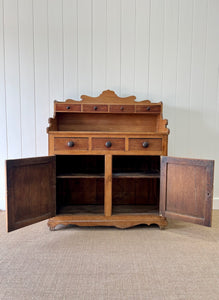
92, 138, 125, 151
54, 137, 88, 151
136, 105, 161, 113
109, 105, 135, 113
128, 138, 162, 152
55, 103, 81, 112
83, 104, 108, 112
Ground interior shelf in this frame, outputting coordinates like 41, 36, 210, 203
112, 171, 160, 179
57, 173, 104, 179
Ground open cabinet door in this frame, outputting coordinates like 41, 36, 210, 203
6, 156, 56, 232
160, 157, 214, 226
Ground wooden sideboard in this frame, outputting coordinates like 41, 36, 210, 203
6, 90, 214, 231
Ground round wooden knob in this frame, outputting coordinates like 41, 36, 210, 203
146, 106, 150, 111
105, 141, 112, 148
67, 141, 74, 147
142, 142, 149, 148
66, 106, 71, 110
120, 106, 124, 111
93, 106, 98, 110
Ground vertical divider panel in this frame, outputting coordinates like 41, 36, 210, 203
104, 154, 112, 216
106, 0, 121, 91
78, 0, 92, 97
4, 0, 22, 159
0, 0, 7, 209
48, 0, 64, 114
63, 0, 78, 100
92, 0, 107, 94
33, 0, 50, 156
18, 0, 36, 158
120, 0, 135, 96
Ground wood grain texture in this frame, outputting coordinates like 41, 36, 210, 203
104, 154, 112, 216
54, 137, 88, 151
47, 214, 168, 230
92, 138, 125, 151
6, 156, 56, 232
128, 138, 162, 152
160, 156, 214, 226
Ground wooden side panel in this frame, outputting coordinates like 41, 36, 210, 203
6, 156, 56, 232
160, 157, 214, 226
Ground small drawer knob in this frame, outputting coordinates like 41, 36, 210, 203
142, 141, 149, 148
120, 106, 124, 111
66, 106, 71, 110
93, 106, 98, 111
67, 141, 74, 147
105, 141, 112, 148
146, 106, 150, 111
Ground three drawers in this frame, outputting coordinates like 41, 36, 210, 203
53, 137, 162, 152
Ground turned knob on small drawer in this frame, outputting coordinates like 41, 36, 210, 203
67, 141, 74, 147
142, 142, 149, 148
120, 106, 124, 111
66, 106, 71, 110
93, 106, 98, 110
105, 141, 112, 148
146, 106, 150, 111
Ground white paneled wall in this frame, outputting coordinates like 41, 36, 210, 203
0, 0, 219, 210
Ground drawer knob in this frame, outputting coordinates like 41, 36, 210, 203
93, 106, 98, 110
142, 142, 149, 148
146, 106, 150, 111
67, 141, 74, 147
66, 106, 71, 110
105, 141, 112, 148
120, 106, 124, 111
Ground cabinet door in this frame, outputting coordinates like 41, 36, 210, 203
160, 156, 214, 226
6, 156, 56, 232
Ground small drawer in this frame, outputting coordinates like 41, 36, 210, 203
136, 105, 161, 113
83, 104, 108, 112
109, 105, 135, 113
128, 138, 162, 152
92, 138, 125, 151
54, 137, 88, 151
55, 103, 81, 112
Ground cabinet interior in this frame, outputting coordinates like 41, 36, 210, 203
56, 155, 104, 215
112, 156, 160, 215
56, 155, 160, 216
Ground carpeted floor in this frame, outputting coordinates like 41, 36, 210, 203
0, 211, 219, 300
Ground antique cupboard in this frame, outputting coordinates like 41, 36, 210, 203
6, 90, 214, 231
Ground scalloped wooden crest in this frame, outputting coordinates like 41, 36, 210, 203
81, 90, 136, 102
55, 90, 161, 105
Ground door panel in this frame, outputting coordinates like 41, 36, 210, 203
6, 156, 56, 232
160, 157, 214, 226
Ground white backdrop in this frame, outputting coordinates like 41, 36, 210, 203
0, 0, 219, 210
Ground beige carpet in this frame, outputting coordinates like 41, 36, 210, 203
0, 211, 219, 300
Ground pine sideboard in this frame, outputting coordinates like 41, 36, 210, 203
6, 90, 214, 231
